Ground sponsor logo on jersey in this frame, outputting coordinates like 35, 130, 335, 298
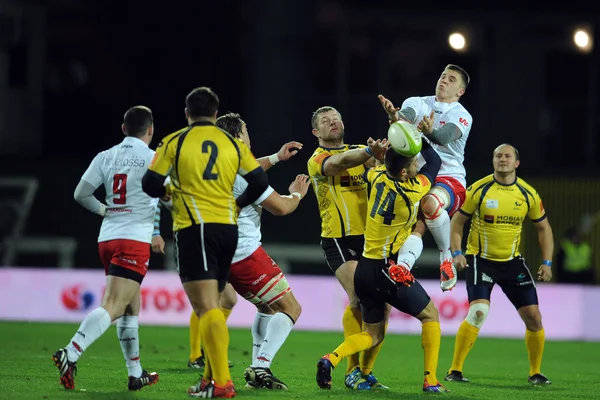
459, 117, 469, 127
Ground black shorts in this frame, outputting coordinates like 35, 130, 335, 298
320, 235, 364, 272
465, 254, 539, 309
174, 223, 238, 291
354, 256, 431, 323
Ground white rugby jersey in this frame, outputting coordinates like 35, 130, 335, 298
402, 95, 472, 187
232, 175, 274, 263
81, 136, 158, 243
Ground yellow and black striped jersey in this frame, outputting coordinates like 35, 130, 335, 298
363, 165, 432, 259
307, 145, 368, 238
149, 121, 260, 231
460, 174, 546, 262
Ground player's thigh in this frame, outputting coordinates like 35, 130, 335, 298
432, 177, 466, 216
498, 256, 539, 310
354, 258, 387, 322
229, 246, 291, 307
102, 275, 141, 316
219, 283, 238, 310
387, 280, 432, 318
175, 224, 238, 285
465, 255, 495, 302
320, 235, 363, 275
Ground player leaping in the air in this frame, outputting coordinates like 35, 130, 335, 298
378, 64, 473, 292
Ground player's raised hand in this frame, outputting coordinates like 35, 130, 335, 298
537, 264, 552, 282
288, 174, 311, 198
417, 111, 435, 135
277, 141, 304, 162
151, 235, 165, 254
378, 94, 400, 123
453, 254, 469, 271
367, 137, 389, 161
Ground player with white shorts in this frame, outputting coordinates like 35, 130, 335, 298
216, 113, 309, 391
52, 106, 162, 392
379, 64, 473, 291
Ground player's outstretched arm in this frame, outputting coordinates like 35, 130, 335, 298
450, 212, 470, 271
378, 94, 418, 124
257, 141, 303, 172
74, 179, 106, 217
322, 138, 387, 176
261, 174, 311, 216
237, 167, 270, 208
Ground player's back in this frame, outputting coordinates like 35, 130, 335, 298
93, 136, 157, 243
363, 165, 432, 259
158, 122, 249, 229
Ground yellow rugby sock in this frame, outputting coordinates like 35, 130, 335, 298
449, 320, 479, 373
422, 321, 441, 385
525, 328, 545, 376
342, 306, 363, 374
329, 332, 373, 369
360, 322, 387, 375
221, 307, 233, 322
189, 310, 202, 362
199, 308, 231, 386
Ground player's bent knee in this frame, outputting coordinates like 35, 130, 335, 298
421, 188, 450, 219
220, 284, 238, 309
269, 292, 302, 321
363, 323, 385, 347
465, 303, 490, 329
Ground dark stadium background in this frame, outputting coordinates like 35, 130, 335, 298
2, 0, 599, 280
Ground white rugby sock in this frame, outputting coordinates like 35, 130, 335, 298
251, 312, 273, 362
252, 312, 295, 369
116, 316, 143, 378
65, 307, 112, 362
425, 209, 452, 262
397, 234, 424, 270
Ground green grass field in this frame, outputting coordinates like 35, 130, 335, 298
1, 321, 598, 399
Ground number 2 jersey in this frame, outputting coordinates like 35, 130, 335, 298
81, 136, 158, 244
362, 165, 432, 259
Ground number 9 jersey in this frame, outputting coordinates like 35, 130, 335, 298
81, 136, 158, 244
363, 165, 432, 259
149, 121, 260, 231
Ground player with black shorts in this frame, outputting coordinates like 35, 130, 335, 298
316, 139, 451, 393
142, 87, 269, 398
445, 143, 554, 386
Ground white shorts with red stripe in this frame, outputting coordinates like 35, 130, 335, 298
229, 246, 291, 306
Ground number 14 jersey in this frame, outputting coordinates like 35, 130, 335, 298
363, 165, 432, 259
81, 136, 158, 244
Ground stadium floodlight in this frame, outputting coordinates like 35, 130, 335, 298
448, 32, 467, 52
573, 28, 593, 53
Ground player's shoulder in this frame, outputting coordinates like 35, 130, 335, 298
450, 101, 472, 117
309, 146, 329, 159
158, 129, 185, 149
515, 177, 539, 196
466, 174, 495, 194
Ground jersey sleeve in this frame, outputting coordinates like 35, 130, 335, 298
400, 97, 424, 120
459, 183, 478, 216
528, 190, 547, 222
415, 173, 432, 195
149, 137, 174, 176
445, 107, 473, 139
237, 141, 261, 176
254, 186, 275, 206
80, 152, 105, 188
307, 151, 332, 178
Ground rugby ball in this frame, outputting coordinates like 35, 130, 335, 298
387, 120, 422, 157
